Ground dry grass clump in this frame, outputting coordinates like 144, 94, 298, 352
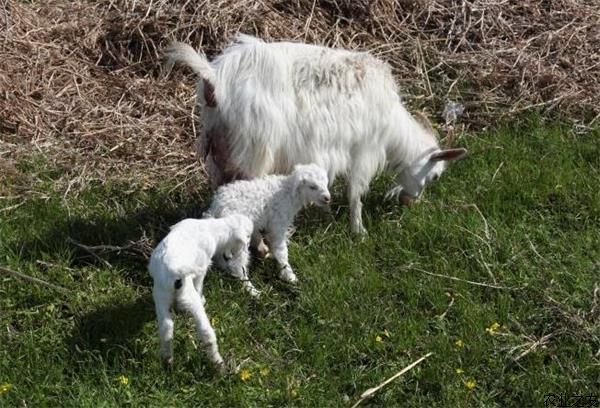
1, 0, 598, 193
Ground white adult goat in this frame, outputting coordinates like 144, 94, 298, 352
166, 35, 467, 234
148, 214, 253, 370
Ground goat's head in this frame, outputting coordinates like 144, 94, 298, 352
223, 213, 253, 257
291, 164, 331, 207
388, 113, 467, 204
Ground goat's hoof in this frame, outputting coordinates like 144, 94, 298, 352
255, 248, 270, 260
279, 268, 298, 284
161, 356, 174, 368
352, 224, 368, 236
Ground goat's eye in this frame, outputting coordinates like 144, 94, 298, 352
309, 185, 318, 190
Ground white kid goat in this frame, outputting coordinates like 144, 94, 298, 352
166, 35, 467, 234
148, 214, 253, 371
204, 163, 330, 287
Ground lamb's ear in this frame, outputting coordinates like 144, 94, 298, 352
430, 148, 467, 162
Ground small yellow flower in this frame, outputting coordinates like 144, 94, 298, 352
383, 329, 391, 338
375, 335, 383, 343
290, 389, 298, 397
464, 379, 476, 390
239, 369, 251, 382
117, 375, 129, 386
486, 322, 501, 335
0, 383, 13, 394
455, 368, 464, 375
259, 367, 270, 377
211, 317, 218, 326
454, 339, 464, 348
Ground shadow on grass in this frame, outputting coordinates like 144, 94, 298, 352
8, 188, 214, 286
67, 294, 155, 360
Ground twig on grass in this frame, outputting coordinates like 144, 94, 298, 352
407, 265, 520, 290
0, 265, 71, 294
351, 352, 434, 408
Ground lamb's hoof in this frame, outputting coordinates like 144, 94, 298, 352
279, 268, 298, 284
214, 360, 227, 376
248, 287, 262, 298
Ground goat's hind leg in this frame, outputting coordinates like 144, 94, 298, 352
153, 285, 175, 366
178, 281, 225, 372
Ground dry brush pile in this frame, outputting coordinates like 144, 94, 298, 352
1, 0, 599, 193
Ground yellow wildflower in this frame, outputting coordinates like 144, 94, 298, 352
464, 379, 476, 390
211, 317, 218, 326
290, 389, 298, 397
0, 383, 13, 394
375, 335, 383, 343
454, 339, 464, 348
455, 368, 464, 375
486, 322, 501, 335
239, 369, 251, 382
259, 367, 270, 377
117, 375, 129, 386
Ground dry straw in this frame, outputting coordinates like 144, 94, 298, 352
1, 0, 598, 192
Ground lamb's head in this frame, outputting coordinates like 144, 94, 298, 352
222, 213, 253, 257
291, 164, 331, 207
388, 148, 467, 204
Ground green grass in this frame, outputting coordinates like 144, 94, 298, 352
1, 119, 599, 407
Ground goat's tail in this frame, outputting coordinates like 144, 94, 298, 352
165, 42, 216, 86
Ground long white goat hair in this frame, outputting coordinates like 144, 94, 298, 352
166, 35, 467, 234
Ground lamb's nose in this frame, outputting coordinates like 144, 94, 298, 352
323, 194, 331, 203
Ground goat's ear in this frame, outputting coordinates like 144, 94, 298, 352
430, 148, 467, 162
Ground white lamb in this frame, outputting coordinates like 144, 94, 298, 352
204, 163, 330, 288
166, 35, 467, 235
148, 214, 253, 370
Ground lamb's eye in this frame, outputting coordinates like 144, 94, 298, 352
431, 174, 440, 182
309, 185, 318, 190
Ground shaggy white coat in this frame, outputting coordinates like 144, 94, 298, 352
204, 163, 330, 285
148, 214, 253, 369
167, 35, 467, 234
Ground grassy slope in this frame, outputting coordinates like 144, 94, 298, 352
1, 120, 598, 407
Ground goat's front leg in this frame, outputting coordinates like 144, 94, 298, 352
269, 231, 296, 283
348, 167, 374, 235
348, 185, 367, 235
153, 285, 175, 366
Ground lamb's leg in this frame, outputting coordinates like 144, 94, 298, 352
178, 283, 225, 371
269, 231, 296, 283
228, 246, 261, 297
153, 285, 175, 366
193, 275, 206, 306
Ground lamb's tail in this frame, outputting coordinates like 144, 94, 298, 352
165, 42, 216, 85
